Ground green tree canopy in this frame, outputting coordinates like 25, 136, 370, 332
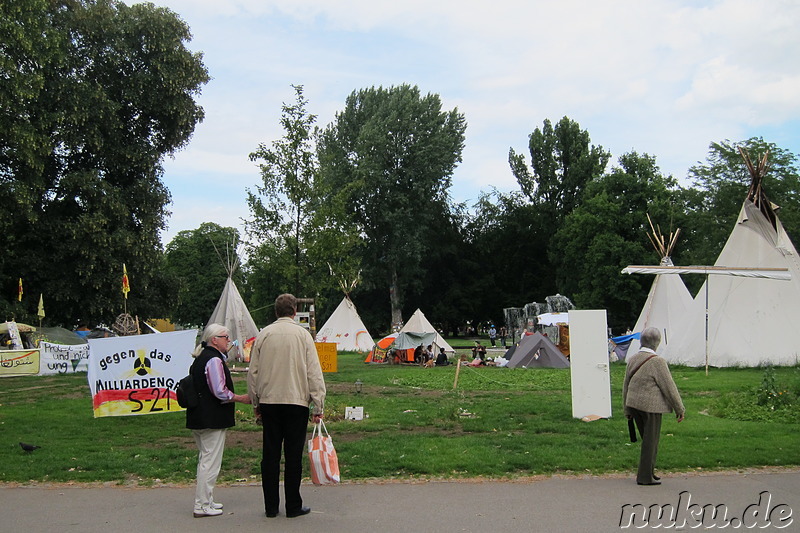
0, 0, 209, 324
163, 223, 242, 328
318, 84, 467, 328
550, 152, 686, 330
509, 116, 610, 220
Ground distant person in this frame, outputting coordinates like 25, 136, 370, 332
472, 341, 486, 362
435, 347, 450, 366
186, 323, 251, 518
248, 294, 326, 519
488, 325, 497, 347
413, 344, 424, 365
499, 326, 507, 347
622, 327, 685, 486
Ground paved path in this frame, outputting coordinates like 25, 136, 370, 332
2, 470, 798, 532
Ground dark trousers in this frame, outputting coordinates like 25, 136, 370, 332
260, 404, 309, 514
630, 408, 662, 484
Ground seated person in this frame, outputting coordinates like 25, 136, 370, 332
472, 341, 487, 361
435, 347, 450, 366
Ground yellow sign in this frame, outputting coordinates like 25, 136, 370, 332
0, 349, 40, 377
315, 342, 338, 373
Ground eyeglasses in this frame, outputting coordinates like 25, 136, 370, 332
215, 335, 230, 340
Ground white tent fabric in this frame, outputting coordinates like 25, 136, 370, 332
660, 200, 800, 367
207, 277, 259, 362
316, 297, 375, 352
536, 312, 569, 326
401, 309, 455, 353
626, 260, 693, 355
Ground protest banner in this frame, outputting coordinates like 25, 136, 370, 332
87, 330, 196, 417
0, 349, 40, 377
38, 342, 90, 375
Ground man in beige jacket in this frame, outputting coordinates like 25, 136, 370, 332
623, 327, 684, 485
248, 293, 326, 518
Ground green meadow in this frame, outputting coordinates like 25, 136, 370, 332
1, 351, 798, 485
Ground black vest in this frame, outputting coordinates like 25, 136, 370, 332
185, 347, 236, 430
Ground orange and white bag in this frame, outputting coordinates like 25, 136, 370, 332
308, 419, 340, 485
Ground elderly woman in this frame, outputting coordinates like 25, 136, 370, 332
186, 323, 251, 517
623, 327, 685, 486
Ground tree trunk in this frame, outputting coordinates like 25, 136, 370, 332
389, 267, 403, 331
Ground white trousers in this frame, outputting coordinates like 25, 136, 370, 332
192, 428, 227, 509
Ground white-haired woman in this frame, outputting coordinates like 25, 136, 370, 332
186, 323, 251, 517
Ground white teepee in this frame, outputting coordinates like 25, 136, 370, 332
401, 309, 455, 353
207, 243, 259, 362
627, 217, 693, 355
662, 149, 800, 367
316, 297, 375, 352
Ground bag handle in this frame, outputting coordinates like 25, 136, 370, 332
311, 419, 330, 440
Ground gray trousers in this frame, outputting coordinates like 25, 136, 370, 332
630, 408, 662, 484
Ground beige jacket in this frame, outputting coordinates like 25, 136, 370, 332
623, 350, 684, 416
247, 317, 326, 415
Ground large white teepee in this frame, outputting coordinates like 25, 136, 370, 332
662, 150, 800, 367
627, 219, 693, 356
316, 297, 375, 352
207, 244, 259, 362
401, 309, 455, 353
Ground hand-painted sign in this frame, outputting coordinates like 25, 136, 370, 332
87, 330, 196, 417
38, 342, 90, 375
0, 349, 40, 376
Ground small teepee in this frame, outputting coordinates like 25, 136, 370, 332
627, 215, 693, 357
207, 242, 259, 362
315, 272, 375, 352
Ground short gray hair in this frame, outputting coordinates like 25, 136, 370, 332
640, 327, 662, 350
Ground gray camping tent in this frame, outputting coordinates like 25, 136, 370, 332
505, 332, 570, 368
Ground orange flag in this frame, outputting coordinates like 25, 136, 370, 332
122, 264, 130, 299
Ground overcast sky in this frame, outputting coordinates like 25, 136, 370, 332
129, 0, 800, 245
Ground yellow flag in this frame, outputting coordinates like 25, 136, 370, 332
18, 278, 23, 302
38, 294, 45, 319
122, 264, 130, 299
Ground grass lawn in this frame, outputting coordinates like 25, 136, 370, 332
1, 349, 798, 485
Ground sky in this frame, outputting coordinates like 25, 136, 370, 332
128, 0, 800, 245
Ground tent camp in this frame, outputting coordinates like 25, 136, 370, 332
657, 149, 800, 367
316, 297, 375, 352
364, 309, 454, 363
207, 243, 259, 362
627, 217, 693, 356
505, 332, 570, 368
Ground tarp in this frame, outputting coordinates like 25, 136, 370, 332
401, 309, 455, 353
505, 332, 570, 368
536, 313, 569, 326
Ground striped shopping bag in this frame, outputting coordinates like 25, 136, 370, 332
308, 419, 340, 485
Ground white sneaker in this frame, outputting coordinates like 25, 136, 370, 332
211, 502, 223, 510
193, 505, 223, 518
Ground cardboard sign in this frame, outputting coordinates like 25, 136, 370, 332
315, 342, 337, 373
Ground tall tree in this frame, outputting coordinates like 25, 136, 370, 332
246, 85, 360, 311
318, 84, 467, 328
163, 223, 242, 328
549, 152, 687, 330
0, 0, 209, 324
509, 116, 610, 221
687, 138, 800, 265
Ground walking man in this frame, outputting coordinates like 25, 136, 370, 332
248, 294, 326, 518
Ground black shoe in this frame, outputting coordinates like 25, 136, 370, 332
265, 510, 278, 518
652, 474, 661, 481
286, 506, 311, 518
637, 481, 661, 486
